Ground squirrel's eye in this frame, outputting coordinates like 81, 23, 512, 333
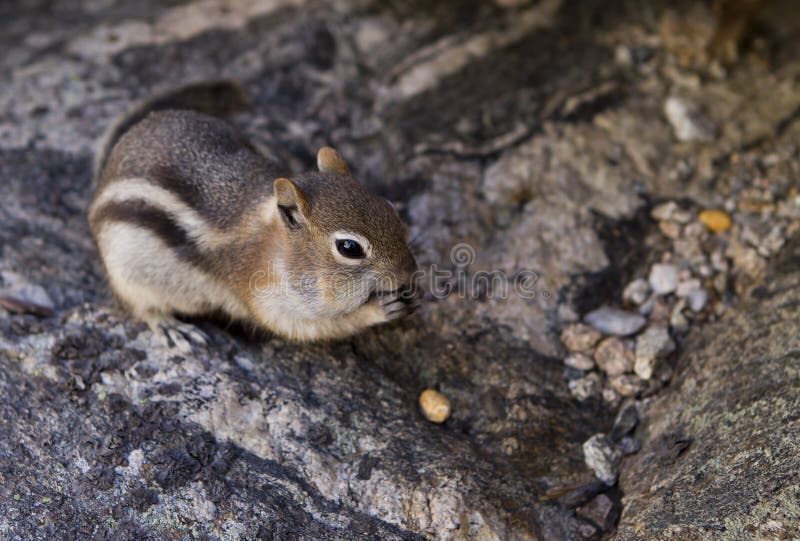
336, 239, 365, 259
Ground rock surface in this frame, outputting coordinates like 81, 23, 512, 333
617, 237, 800, 539
0, 0, 799, 539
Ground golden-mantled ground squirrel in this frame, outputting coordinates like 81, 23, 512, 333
89, 81, 418, 349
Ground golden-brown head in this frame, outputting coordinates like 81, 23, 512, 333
250, 147, 418, 339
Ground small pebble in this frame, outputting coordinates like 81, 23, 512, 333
619, 436, 642, 455
726, 239, 766, 283
683, 222, 707, 240
675, 279, 702, 298
623, 279, 651, 306
698, 209, 732, 232
697, 263, 713, 278
664, 96, 716, 143
609, 374, 647, 397
634, 326, 673, 380
711, 250, 729, 273
419, 389, 451, 423
584, 307, 646, 336
602, 388, 621, 409
648, 264, 679, 295
687, 288, 708, 312
647, 296, 672, 326
674, 238, 705, 269
650, 201, 692, 224
658, 220, 682, 239
670, 301, 690, 333
569, 373, 602, 401
577, 493, 622, 533
758, 224, 786, 257
564, 352, 595, 371
651, 201, 678, 222
594, 337, 633, 377
583, 434, 622, 486
638, 295, 655, 316
611, 401, 639, 441
713, 273, 728, 296
560, 323, 603, 352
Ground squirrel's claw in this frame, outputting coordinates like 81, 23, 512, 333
147, 316, 208, 354
374, 289, 420, 321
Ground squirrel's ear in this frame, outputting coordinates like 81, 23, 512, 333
317, 147, 350, 174
274, 178, 309, 229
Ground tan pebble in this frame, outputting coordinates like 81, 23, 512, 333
594, 337, 632, 376
698, 209, 732, 232
609, 374, 646, 397
658, 220, 682, 239
419, 389, 451, 423
560, 323, 602, 352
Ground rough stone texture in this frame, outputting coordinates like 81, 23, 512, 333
0, 0, 799, 539
617, 237, 800, 540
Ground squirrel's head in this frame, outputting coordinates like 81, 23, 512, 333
262, 147, 418, 321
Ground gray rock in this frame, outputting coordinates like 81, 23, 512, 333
663, 96, 716, 143
651, 201, 692, 224
651, 201, 679, 222
634, 326, 674, 380
675, 278, 702, 298
611, 402, 639, 441
602, 388, 622, 409
648, 264, 679, 296
569, 372, 603, 401
669, 300, 690, 333
577, 493, 622, 533
564, 352, 596, 371
583, 434, 622, 486
619, 437, 641, 456
687, 288, 708, 312
675, 279, 708, 313
622, 279, 651, 306
0, 270, 55, 314
585, 307, 647, 336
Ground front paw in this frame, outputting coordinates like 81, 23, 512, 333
146, 316, 209, 354
374, 289, 420, 322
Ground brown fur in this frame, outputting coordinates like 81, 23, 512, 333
90, 83, 418, 343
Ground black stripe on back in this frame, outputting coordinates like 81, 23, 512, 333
92, 199, 206, 266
